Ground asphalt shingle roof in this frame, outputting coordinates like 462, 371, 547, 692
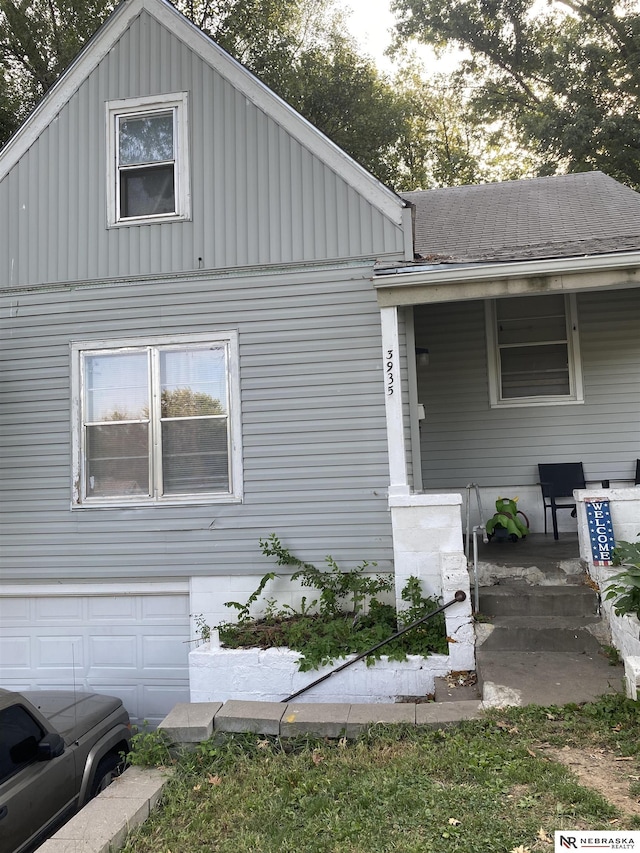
401, 171, 640, 264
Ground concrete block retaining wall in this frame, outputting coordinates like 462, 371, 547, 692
189, 635, 457, 704
189, 495, 474, 704
577, 487, 640, 698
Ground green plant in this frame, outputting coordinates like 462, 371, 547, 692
215, 536, 447, 671
127, 724, 173, 767
259, 533, 392, 621
120, 698, 640, 853
601, 644, 621, 666
224, 571, 278, 623
604, 535, 640, 618
193, 613, 211, 643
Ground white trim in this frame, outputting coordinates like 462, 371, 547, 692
404, 307, 423, 491
106, 92, 191, 226
568, 292, 584, 401
485, 293, 584, 408
71, 329, 243, 507
380, 306, 410, 496
388, 493, 463, 507
375, 251, 640, 287
0, 0, 406, 229
0, 581, 189, 597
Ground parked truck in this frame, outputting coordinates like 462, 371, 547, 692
0, 688, 131, 853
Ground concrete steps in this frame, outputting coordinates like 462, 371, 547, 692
478, 616, 603, 653
474, 580, 623, 706
478, 583, 598, 617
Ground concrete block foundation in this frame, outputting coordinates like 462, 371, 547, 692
189, 633, 454, 704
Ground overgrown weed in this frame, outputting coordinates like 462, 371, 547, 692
214, 535, 448, 670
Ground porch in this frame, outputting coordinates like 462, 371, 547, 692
373, 174, 640, 700
470, 531, 583, 587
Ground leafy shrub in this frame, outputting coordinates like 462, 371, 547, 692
127, 724, 173, 767
216, 535, 448, 671
604, 535, 640, 618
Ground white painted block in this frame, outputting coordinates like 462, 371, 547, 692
623, 656, 640, 701
189, 643, 464, 704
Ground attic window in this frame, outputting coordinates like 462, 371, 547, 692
106, 93, 190, 226
486, 294, 584, 407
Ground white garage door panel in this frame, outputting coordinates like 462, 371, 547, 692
0, 589, 190, 726
0, 599, 29, 621
1, 637, 30, 668
90, 636, 138, 668
36, 598, 84, 620
37, 636, 85, 668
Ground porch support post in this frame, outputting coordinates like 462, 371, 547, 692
380, 305, 410, 497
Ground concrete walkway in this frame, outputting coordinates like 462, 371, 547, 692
36, 766, 169, 853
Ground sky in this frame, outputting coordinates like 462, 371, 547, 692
343, 0, 397, 67
341, 0, 462, 75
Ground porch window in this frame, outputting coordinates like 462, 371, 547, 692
106, 94, 190, 226
486, 294, 583, 407
71, 333, 242, 506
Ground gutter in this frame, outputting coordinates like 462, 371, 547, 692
373, 250, 640, 289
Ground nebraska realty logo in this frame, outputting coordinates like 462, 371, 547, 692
555, 831, 640, 850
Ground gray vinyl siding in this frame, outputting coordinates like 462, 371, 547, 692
0, 11, 405, 289
415, 289, 640, 489
0, 264, 393, 580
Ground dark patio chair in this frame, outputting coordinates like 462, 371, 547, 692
538, 462, 586, 540
635, 459, 640, 485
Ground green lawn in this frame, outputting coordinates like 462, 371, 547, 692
122, 696, 640, 853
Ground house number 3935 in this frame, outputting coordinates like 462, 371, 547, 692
386, 349, 394, 396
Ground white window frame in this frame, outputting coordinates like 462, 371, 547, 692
486, 293, 584, 408
71, 331, 242, 507
106, 93, 191, 227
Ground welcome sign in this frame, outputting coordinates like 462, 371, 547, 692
585, 499, 615, 566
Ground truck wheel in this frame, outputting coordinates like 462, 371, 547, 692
90, 754, 121, 797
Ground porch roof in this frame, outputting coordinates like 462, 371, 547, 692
400, 171, 640, 265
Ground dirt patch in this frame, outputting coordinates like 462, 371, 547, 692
539, 745, 640, 817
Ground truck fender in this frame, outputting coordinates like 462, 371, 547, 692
78, 723, 131, 806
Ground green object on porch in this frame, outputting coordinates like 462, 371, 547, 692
486, 497, 529, 542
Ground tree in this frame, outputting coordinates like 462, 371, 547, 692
272, 33, 408, 187
389, 68, 536, 190
161, 387, 225, 417
0, 0, 115, 138
1, 0, 533, 189
391, 0, 640, 188
0, 0, 407, 187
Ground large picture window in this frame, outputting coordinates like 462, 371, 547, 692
106, 93, 190, 226
72, 333, 242, 506
486, 294, 583, 407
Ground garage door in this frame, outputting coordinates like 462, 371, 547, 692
0, 584, 191, 726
